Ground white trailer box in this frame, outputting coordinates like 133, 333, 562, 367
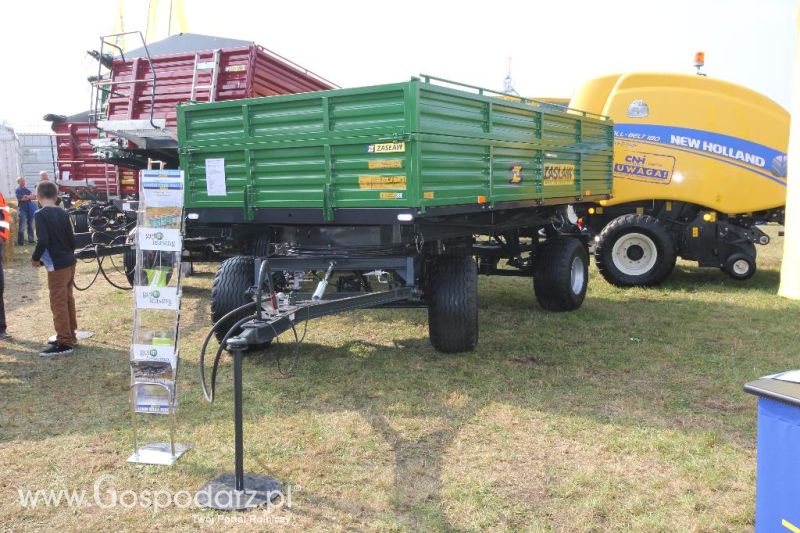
18, 132, 57, 189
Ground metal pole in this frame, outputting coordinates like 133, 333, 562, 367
129, 384, 139, 456
232, 344, 245, 492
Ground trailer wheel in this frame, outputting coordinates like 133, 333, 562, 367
72, 212, 89, 234
211, 256, 269, 348
427, 254, 478, 353
722, 253, 756, 281
253, 236, 270, 257
123, 247, 136, 286
595, 214, 676, 287
534, 237, 589, 311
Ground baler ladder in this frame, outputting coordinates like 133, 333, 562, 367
190, 49, 221, 102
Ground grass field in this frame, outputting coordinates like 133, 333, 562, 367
1, 227, 798, 531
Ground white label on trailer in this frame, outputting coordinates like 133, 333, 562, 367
197, 61, 215, 70
205, 158, 227, 196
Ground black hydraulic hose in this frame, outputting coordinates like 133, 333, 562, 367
73, 257, 103, 291
255, 259, 269, 321
199, 301, 258, 403
207, 314, 255, 404
95, 246, 132, 291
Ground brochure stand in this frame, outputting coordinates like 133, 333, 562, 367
127, 165, 190, 466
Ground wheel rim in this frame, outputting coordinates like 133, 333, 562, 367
611, 232, 658, 276
732, 258, 750, 275
570, 255, 585, 295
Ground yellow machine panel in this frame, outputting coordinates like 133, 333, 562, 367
570, 73, 789, 214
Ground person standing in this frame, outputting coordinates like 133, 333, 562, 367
15, 177, 36, 245
0, 190, 10, 339
37, 170, 61, 206
31, 181, 77, 356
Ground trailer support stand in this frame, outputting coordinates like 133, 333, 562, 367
197, 339, 282, 511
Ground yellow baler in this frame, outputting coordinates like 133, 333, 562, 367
571, 72, 789, 286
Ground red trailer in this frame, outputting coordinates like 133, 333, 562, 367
90, 33, 336, 167
44, 111, 138, 199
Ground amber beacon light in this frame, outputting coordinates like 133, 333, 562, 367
694, 51, 706, 76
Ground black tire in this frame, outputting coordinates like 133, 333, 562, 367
72, 212, 89, 234
253, 235, 271, 257
123, 247, 136, 286
722, 252, 756, 281
595, 214, 676, 287
534, 237, 589, 311
211, 256, 260, 344
427, 254, 478, 353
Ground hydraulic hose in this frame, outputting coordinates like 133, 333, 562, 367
199, 301, 258, 402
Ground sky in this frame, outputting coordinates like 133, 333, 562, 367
0, 0, 796, 132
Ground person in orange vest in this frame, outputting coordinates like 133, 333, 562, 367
0, 190, 10, 339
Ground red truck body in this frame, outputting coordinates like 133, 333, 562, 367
47, 112, 138, 197
102, 33, 335, 131
48, 34, 335, 199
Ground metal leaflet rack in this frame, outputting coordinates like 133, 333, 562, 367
127, 162, 190, 466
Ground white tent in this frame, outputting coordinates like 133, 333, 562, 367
0, 124, 21, 198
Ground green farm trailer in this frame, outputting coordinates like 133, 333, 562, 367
180, 76, 613, 353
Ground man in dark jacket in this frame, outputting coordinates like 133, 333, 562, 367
31, 181, 77, 356
15, 176, 36, 245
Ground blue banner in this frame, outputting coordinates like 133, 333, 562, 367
615, 123, 787, 179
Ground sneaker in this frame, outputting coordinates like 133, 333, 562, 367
0, 331, 11, 340
39, 344, 73, 357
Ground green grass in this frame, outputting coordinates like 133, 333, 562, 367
0, 227, 798, 531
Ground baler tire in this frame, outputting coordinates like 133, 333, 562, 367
72, 212, 89, 234
595, 214, 676, 287
722, 253, 756, 281
211, 256, 270, 349
427, 254, 478, 354
534, 237, 589, 311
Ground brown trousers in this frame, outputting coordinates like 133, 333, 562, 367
48, 264, 77, 347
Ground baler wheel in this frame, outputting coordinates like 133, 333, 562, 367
534, 237, 589, 311
595, 214, 676, 287
427, 254, 478, 353
722, 253, 756, 281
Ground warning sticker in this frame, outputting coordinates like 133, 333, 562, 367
368, 159, 404, 170
358, 175, 407, 190
543, 163, 576, 186
508, 164, 524, 185
379, 192, 404, 199
423, 191, 435, 199
367, 142, 405, 154
613, 146, 675, 183
224, 65, 247, 72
